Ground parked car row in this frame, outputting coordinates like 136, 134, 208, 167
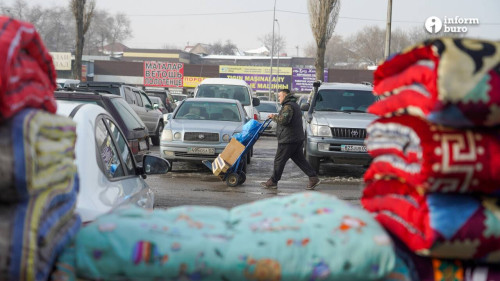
78, 82, 164, 145
52, 78, 377, 224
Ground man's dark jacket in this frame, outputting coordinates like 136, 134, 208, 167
274, 94, 305, 144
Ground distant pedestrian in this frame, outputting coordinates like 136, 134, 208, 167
261, 89, 320, 190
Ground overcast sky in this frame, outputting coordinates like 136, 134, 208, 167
5, 0, 500, 56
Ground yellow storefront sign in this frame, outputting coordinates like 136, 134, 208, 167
219, 65, 292, 75
183, 76, 207, 88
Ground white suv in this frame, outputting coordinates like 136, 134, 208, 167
193, 78, 261, 121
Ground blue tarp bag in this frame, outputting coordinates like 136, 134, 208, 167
233, 119, 260, 145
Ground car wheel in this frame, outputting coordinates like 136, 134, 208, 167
226, 173, 240, 187
151, 121, 163, 146
306, 154, 320, 174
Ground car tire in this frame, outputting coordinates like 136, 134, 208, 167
151, 121, 163, 146
306, 153, 320, 175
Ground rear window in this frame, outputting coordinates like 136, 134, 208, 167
256, 103, 279, 113
110, 98, 146, 131
314, 89, 376, 113
172, 94, 186, 102
197, 84, 250, 106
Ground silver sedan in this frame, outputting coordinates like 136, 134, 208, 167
160, 98, 249, 169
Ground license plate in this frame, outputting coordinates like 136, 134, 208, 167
187, 147, 215, 155
139, 140, 148, 150
341, 145, 367, 152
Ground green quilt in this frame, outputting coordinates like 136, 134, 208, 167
53, 192, 395, 280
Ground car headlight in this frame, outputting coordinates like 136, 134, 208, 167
174, 132, 182, 140
161, 129, 173, 141
222, 134, 231, 142
310, 124, 332, 137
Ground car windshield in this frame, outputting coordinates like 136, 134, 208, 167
197, 85, 250, 105
256, 103, 279, 113
314, 89, 376, 113
174, 101, 241, 122
110, 98, 146, 130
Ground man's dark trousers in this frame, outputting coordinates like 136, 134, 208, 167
271, 142, 317, 182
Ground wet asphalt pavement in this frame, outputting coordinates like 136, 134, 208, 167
145, 135, 366, 209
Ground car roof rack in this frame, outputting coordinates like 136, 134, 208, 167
78, 81, 123, 88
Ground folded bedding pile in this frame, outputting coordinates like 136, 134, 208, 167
362, 37, 500, 280
53, 192, 398, 281
0, 16, 81, 281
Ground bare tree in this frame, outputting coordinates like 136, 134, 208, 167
84, 10, 111, 55
40, 7, 75, 52
259, 32, 286, 56
304, 41, 316, 58
1, 0, 44, 26
71, 0, 95, 80
308, 0, 341, 81
108, 13, 132, 56
208, 40, 239, 55
347, 25, 385, 66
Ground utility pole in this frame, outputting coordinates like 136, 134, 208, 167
268, 0, 277, 99
275, 19, 280, 95
384, 0, 392, 59
296, 45, 299, 57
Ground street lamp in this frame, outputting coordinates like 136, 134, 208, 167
268, 0, 277, 99
275, 19, 280, 99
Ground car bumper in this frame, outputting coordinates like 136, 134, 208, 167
306, 136, 372, 165
160, 142, 229, 161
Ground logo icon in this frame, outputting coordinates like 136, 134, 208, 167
351, 130, 359, 137
425, 16, 442, 33
198, 134, 205, 140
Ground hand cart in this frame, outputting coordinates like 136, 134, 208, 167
202, 119, 272, 187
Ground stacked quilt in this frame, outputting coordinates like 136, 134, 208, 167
362, 37, 500, 280
0, 16, 81, 281
370, 37, 500, 128
52, 192, 396, 281
0, 16, 57, 121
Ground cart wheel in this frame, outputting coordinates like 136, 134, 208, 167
238, 172, 246, 185
226, 173, 240, 187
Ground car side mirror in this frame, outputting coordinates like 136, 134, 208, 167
252, 97, 260, 106
142, 155, 170, 175
153, 103, 159, 109
300, 103, 310, 111
166, 113, 172, 120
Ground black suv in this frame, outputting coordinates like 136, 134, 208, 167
54, 90, 150, 163
144, 88, 177, 113
78, 82, 164, 145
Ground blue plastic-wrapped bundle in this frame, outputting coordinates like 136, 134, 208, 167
233, 119, 261, 145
